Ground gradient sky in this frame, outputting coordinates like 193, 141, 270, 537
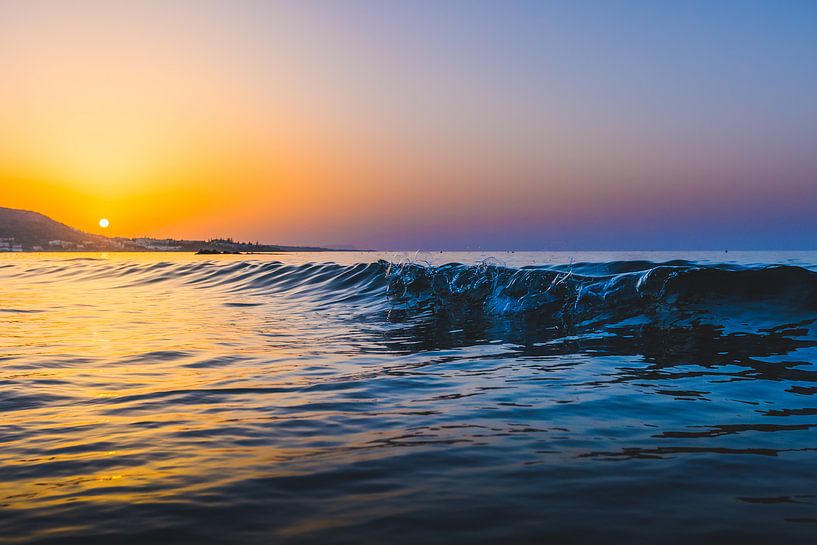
2, 0, 816, 250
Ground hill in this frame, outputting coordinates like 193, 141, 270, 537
0, 207, 122, 251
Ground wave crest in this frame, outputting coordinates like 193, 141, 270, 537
5, 257, 817, 331
385, 260, 817, 330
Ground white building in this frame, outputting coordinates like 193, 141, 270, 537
0, 237, 15, 251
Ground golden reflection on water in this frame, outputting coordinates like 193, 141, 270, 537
0, 254, 330, 514
6, 252, 817, 544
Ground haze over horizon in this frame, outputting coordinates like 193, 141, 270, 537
2, 0, 816, 250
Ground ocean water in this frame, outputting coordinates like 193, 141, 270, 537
2, 251, 817, 544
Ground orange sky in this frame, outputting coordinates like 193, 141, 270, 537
0, 2, 556, 245
2, 1, 817, 249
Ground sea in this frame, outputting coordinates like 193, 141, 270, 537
2, 251, 817, 544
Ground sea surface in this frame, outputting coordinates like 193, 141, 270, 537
2, 251, 817, 544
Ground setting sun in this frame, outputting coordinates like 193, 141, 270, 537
98, 218, 109, 229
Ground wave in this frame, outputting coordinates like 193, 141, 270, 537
5, 258, 817, 332
385, 260, 817, 331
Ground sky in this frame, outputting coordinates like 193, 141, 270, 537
1, 0, 816, 250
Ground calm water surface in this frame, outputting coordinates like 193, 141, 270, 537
2, 251, 817, 544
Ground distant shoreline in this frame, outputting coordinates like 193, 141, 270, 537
1, 248, 370, 254
1, 206, 362, 253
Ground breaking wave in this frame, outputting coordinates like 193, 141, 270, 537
385, 260, 817, 331
8, 258, 817, 333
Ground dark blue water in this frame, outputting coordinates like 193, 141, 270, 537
1, 252, 817, 544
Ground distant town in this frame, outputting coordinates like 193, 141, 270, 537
0, 235, 330, 253
0, 206, 340, 253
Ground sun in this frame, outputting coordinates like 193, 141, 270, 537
98, 218, 110, 229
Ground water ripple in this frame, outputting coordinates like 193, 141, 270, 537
1, 252, 817, 544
